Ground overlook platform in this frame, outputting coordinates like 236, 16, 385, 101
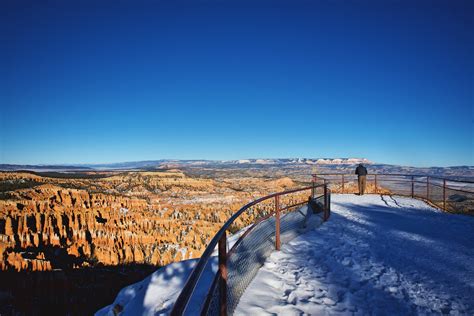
235, 194, 474, 315
98, 193, 474, 315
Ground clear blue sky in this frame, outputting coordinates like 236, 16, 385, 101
1, 0, 473, 167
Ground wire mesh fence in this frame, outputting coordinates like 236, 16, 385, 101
205, 193, 326, 315
171, 184, 330, 316
171, 174, 472, 316
313, 174, 474, 214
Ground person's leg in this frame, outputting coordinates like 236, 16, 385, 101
358, 176, 362, 195
361, 176, 366, 195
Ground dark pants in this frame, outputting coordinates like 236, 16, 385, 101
358, 175, 367, 195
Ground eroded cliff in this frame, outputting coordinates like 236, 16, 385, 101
0, 171, 302, 272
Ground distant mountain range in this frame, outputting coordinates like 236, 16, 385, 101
0, 158, 372, 171
0, 158, 472, 175
0, 164, 93, 171
223, 158, 372, 165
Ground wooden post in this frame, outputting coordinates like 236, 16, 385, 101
443, 179, 447, 210
411, 176, 414, 198
311, 180, 315, 198
374, 174, 378, 194
426, 176, 430, 201
218, 232, 227, 316
275, 195, 280, 251
341, 174, 345, 193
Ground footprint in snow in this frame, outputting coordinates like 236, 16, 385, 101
287, 291, 297, 305
282, 284, 296, 294
322, 297, 336, 306
341, 257, 352, 267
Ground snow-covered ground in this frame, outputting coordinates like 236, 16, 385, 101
97, 194, 474, 315
236, 194, 474, 315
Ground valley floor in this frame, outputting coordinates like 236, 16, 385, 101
235, 194, 474, 315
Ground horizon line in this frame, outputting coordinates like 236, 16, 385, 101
0, 158, 473, 169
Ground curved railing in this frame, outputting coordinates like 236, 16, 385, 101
171, 183, 331, 315
312, 173, 474, 213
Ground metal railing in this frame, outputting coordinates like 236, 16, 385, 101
171, 183, 331, 315
312, 173, 474, 213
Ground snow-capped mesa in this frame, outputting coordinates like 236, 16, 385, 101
254, 159, 276, 164
237, 159, 251, 164
346, 158, 371, 164
316, 158, 371, 165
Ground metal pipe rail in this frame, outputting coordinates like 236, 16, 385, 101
314, 173, 474, 184
171, 183, 331, 316
312, 173, 474, 213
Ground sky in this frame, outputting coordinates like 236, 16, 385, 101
1, 0, 473, 167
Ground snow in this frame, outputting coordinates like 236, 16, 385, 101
95, 258, 213, 316
315, 158, 372, 165
235, 194, 474, 315
97, 194, 474, 315
237, 160, 251, 164
255, 159, 276, 164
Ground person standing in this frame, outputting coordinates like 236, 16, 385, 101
355, 164, 368, 195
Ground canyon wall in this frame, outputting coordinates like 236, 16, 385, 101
0, 171, 303, 272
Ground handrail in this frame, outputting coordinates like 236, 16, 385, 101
313, 173, 474, 184
312, 173, 474, 195
171, 183, 329, 315
313, 173, 473, 213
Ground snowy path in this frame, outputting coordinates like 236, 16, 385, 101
235, 194, 474, 315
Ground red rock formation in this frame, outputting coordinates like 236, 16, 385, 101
0, 171, 307, 272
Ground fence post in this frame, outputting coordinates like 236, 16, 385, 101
426, 176, 430, 201
275, 195, 280, 251
341, 174, 345, 193
374, 174, 378, 194
311, 180, 315, 198
443, 179, 447, 210
218, 232, 227, 316
411, 176, 414, 198
323, 184, 328, 221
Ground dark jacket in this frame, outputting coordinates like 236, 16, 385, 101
355, 165, 367, 176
